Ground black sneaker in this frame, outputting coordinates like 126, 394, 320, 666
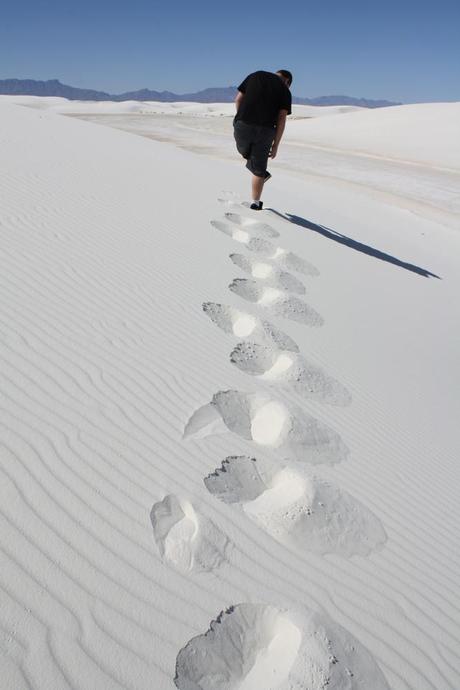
250, 201, 263, 211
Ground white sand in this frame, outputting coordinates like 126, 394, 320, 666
0, 96, 459, 690
0, 94, 363, 119
286, 102, 460, 170
7, 95, 456, 225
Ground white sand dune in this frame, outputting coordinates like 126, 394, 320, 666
286, 102, 460, 170
12, 97, 454, 225
0, 94, 363, 119
0, 96, 460, 690
9, 95, 457, 226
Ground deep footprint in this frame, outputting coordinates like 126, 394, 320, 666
211, 220, 277, 253
183, 390, 348, 465
275, 247, 320, 278
150, 494, 229, 572
218, 191, 242, 206
174, 603, 391, 689
210, 219, 319, 277
205, 456, 386, 556
230, 253, 306, 295
230, 341, 351, 406
218, 192, 262, 210
202, 302, 299, 352
224, 211, 280, 238
229, 278, 324, 327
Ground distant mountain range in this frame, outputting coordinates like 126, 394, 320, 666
0, 78, 399, 108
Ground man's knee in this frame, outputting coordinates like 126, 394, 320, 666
234, 126, 252, 160
246, 157, 267, 177
236, 142, 251, 160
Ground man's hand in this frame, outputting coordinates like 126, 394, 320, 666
235, 91, 245, 112
270, 143, 278, 159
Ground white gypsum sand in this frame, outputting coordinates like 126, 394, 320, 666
0, 96, 459, 690
5, 95, 458, 226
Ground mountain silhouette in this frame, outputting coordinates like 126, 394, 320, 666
0, 78, 399, 108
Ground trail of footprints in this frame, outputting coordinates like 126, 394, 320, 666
149, 197, 390, 688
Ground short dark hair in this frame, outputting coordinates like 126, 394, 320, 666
277, 69, 293, 86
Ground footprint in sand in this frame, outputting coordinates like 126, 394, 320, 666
150, 494, 229, 572
183, 389, 348, 465
211, 218, 277, 242
230, 253, 306, 295
217, 190, 246, 207
205, 456, 386, 556
224, 211, 280, 238
230, 341, 351, 406
229, 278, 324, 327
174, 603, 391, 689
210, 220, 319, 277
218, 190, 240, 203
202, 302, 299, 352
276, 247, 320, 277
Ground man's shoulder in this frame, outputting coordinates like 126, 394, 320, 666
257, 70, 279, 81
246, 70, 277, 81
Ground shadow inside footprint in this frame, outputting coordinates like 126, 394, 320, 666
184, 390, 348, 465
230, 253, 306, 294
230, 341, 351, 406
217, 191, 241, 206
210, 220, 320, 278
150, 494, 229, 572
205, 456, 386, 556
202, 302, 299, 352
229, 278, 324, 327
175, 603, 391, 689
273, 247, 320, 277
224, 211, 280, 238
211, 220, 277, 253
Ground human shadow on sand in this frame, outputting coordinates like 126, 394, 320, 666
269, 210, 441, 279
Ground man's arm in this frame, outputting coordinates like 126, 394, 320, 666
270, 109, 288, 158
235, 91, 245, 112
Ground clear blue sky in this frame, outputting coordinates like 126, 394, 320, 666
1, 0, 459, 102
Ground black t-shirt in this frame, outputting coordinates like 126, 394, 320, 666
235, 71, 292, 128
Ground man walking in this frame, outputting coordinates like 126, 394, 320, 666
234, 69, 292, 210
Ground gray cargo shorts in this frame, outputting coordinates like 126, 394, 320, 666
233, 120, 275, 178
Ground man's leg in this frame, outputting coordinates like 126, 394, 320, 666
234, 122, 273, 206
248, 127, 274, 206
234, 121, 252, 162
251, 174, 265, 202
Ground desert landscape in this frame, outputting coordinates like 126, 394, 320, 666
0, 95, 459, 689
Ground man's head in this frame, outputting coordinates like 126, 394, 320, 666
276, 69, 293, 87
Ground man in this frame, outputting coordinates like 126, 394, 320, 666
234, 69, 292, 210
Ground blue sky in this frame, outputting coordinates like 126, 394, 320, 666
1, 0, 459, 102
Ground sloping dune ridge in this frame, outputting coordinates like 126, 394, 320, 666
285, 102, 460, 170
0, 98, 459, 689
